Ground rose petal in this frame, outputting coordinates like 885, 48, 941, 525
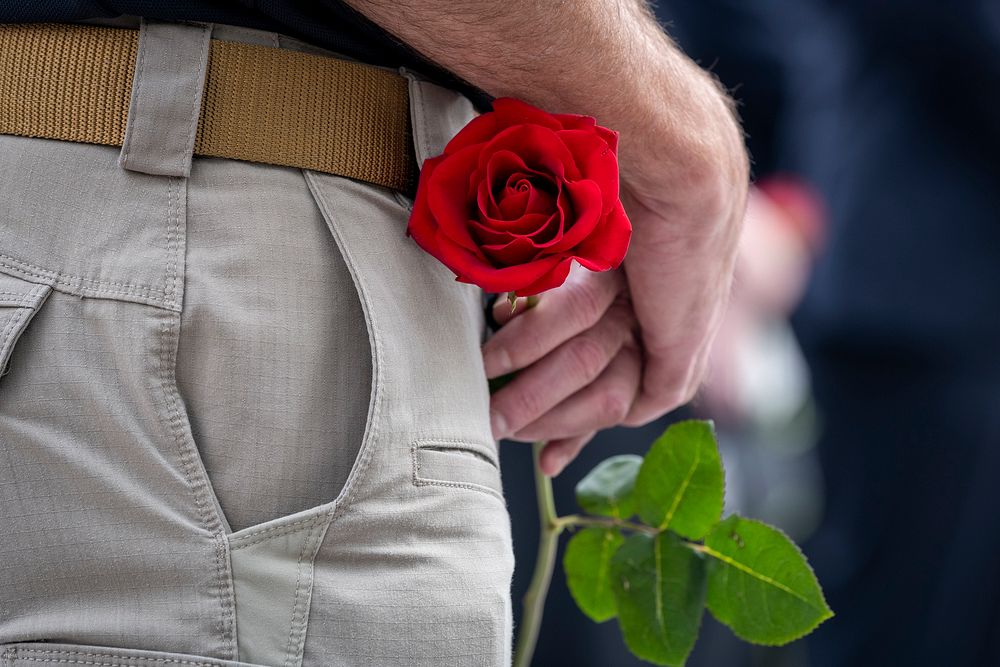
552, 114, 619, 153
541, 179, 603, 253
467, 222, 514, 245
499, 188, 531, 219
557, 129, 620, 212
515, 257, 574, 295
526, 206, 565, 246
470, 211, 551, 241
434, 226, 489, 266
426, 144, 486, 253
478, 125, 581, 181
446, 246, 569, 294
480, 235, 545, 265
524, 184, 556, 215
477, 179, 503, 219
596, 126, 619, 154
553, 113, 596, 130
442, 112, 500, 154
492, 97, 563, 132
486, 151, 531, 214
500, 174, 558, 217
406, 154, 445, 255
479, 208, 565, 259
572, 199, 633, 270
479, 150, 555, 216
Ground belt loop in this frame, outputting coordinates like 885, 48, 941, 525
119, 19, 212, 177
400, 67, 477, 170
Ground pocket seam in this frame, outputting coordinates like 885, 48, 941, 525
302, 171, 385, 525
6, 647, 225, 666
229, 513, 331, 551
0, 284, 47, 307
2, 646, 246, 667
156, 314, 237, 657
0, 254, 178, 312
0, 278, 52, 376
411, 438, 504, 501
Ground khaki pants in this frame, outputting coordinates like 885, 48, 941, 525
0, 20, 514, 667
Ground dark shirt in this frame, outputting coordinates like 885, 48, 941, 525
1, 1, 483, 102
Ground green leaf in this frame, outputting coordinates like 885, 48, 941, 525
564, 527, 625, 622
634, 420, 724, 539
611, 532, 707, 666
703, 515, 833, 645
575, 455, 643, 518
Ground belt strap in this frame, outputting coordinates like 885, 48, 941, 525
0, 23, 414, 190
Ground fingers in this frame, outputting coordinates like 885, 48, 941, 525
512, 344, 642, 442
482, 266, 625, 379
489, 301, 635, 440
622, 331, 714, 427
539, 432, 596, 478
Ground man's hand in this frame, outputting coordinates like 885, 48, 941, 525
483, 266, 641, 475
484, 161, 745, 477
344, 0, 750, 474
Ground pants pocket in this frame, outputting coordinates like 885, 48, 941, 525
0, 273, 52, 378
177, 157, 373, 533
412, 438, 505, 500
1, 642, 265, 667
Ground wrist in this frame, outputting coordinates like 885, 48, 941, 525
619, 65, 748, 220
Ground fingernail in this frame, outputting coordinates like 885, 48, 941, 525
483, 346, 512, 378
490, 410, 509, 440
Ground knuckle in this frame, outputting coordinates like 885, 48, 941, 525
565, 336, 608, 381
509, 386, 545, 424
621, 410, 654, 429
565, 281, 606, 329
510, 325, 551, 367
523, 334, 551, 366
599, 391, 631, 424
661, 382, 697, 412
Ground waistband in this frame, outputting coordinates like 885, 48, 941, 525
0, 20, 419, 190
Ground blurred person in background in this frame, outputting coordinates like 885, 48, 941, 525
507, 0, 1000, 665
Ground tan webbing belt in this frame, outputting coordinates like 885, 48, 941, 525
0, 23, 414, 191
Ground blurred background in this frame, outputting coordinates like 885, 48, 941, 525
500, 0, 1000, 665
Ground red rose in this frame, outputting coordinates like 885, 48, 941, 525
406, 98, 632, 296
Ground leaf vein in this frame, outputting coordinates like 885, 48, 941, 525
701, 546, 820, 609
653, 536, 666, 637
594, 531, 614, 607
660, 447, 700, 531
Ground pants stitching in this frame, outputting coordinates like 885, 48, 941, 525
302, 171, 384, 525
281, 522, 320, 667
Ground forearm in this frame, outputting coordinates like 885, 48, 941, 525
343, 0, 746, 204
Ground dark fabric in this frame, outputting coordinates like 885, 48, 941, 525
791, 0, 1000, 358
662, 0, 1000, 353
662, 1, 1000, 666
804, 347, 1000, 667
0, 0, 488, 106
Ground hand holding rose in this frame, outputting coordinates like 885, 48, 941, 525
409, 87, 747, 477
406, 98, 646, 476
484, 96, 746, 475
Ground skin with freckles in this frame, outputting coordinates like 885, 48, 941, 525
344, 0, 750, 476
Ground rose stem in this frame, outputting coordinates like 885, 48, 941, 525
513, 440, 561, 667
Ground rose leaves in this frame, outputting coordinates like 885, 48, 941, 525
563, 420, 833, 666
